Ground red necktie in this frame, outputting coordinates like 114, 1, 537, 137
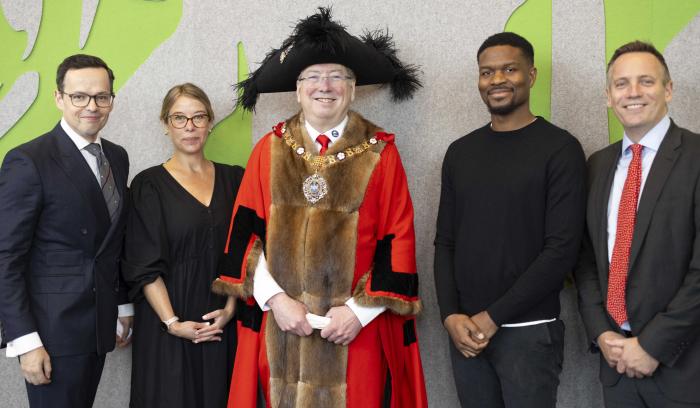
607, 143, 644, 326
316, 134, 330, 155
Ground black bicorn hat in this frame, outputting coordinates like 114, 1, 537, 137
236, 7, 422, 111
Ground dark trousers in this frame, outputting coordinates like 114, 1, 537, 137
604, 375, 700, 408
449, 319, 565, 408
25, 352, 106, 408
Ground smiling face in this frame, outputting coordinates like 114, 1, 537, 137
164, 96, 211, 155
477, 45, 536, 116
296, 63, 355, 131
54, 67, 113, 142
607, 52, 672, 141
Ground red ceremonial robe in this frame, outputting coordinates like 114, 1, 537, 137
213, 111, 427, 408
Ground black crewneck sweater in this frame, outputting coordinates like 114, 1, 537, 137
434, 117, 586, 325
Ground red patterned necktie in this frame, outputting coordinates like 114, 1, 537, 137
607, 143, 644, 326
316, 134, 330, 155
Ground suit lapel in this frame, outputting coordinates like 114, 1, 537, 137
592, 145, 620, 276
49, 124, 111, 242
628, 123, 682, 270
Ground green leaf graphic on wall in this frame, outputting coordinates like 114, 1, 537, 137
204, 41, 252, 167
0, 0, 183, 160
504, 0, 552, 120
604, 0, 700, 142
504, 0, 700, 142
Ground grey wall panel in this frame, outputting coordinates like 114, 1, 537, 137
551, 0, 608, 157
551, 3, 607, 406
665, 13, 700, 134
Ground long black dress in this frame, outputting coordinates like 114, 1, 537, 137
123, 162, 243, 408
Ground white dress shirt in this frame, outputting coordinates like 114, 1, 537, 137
252, 116, 386, 327
5, 120, 133, 357
606, 116, 670, 331
62, 118, 103, 183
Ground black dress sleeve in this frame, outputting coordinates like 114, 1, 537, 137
122, 171, 170, 302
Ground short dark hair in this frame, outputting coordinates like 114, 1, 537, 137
477, 32, 534, 65
56, 54, 115, 93
607, 40, 671, 84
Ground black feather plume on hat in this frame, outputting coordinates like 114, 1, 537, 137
290, 7, 347, 55
360, 29, 422, 101
235, 7, 422, 111
234, 39, 288, 111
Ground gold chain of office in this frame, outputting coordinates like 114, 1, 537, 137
280, 124, 379, 172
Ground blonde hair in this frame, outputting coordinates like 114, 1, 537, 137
160, 83, 215, 123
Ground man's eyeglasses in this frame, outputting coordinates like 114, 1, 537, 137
297, 74, 353, 84
60, 92, 114, 108
168, 114, 210, 129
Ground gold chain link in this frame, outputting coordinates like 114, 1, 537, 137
281, 126, 375, 172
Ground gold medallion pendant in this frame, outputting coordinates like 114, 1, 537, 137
302, 173, 328, 204
277, 122, 378, 205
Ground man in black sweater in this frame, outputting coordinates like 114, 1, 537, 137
434, 32, 586, 408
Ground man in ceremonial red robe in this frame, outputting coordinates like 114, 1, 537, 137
212, 7, 427, 408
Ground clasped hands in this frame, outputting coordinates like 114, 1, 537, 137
267, 293, 362, 346
597, 331, 659, 378
168, 307, 235, 344
444, 311, 498, 358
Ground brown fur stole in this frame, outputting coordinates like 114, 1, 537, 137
265, 111, 384, 407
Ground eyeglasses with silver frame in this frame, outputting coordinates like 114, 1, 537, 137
297, 74, 354, 84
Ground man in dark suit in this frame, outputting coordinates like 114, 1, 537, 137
0, 54, 132, 408
575, 41, 700, 407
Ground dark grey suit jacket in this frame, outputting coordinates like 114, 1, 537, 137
575, 120, 700, 403
0, 123, 129, 356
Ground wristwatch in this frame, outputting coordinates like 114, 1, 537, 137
160, 316, 179, 332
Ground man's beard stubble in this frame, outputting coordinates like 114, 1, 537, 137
486, 97, 526, 116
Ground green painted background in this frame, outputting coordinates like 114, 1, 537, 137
204, 42, 252, 167
505, 0, 552, 121
604, 0, 700, 142
0, 0, 252, 166
0, 0, 182, 160
505, 0, 700, 142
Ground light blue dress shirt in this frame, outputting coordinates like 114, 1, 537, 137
606, 115, 670, 330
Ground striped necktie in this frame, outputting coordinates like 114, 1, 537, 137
84, 143, 120, 222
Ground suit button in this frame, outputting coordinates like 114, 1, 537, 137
92, 287, 96, 292
80, 228, 88, 235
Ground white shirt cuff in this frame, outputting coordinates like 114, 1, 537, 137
118, 303, 134, 317
253, 253, 284, 311
6, 332, 43, 358
252, 253, 386, 326
345, 298, 386, 327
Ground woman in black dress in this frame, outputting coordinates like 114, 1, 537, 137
123, 83, 243, 407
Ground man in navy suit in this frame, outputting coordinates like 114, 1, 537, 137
0, 54, 132, 408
